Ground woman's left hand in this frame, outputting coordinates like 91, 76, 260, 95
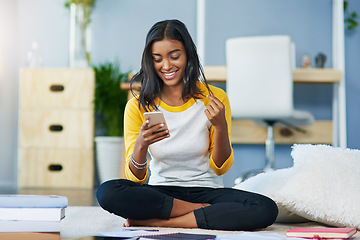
204, 94, 227, 129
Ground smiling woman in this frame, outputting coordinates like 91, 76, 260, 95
95, 19, 278, 231
131, 19, 208, 113
151, 38, 187, 105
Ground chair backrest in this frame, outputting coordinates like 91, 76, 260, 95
226, 35, 294, 120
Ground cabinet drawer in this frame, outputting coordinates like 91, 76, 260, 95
19, 109, 94, 148
19, 68, 94, 109
18, 148, 94, 188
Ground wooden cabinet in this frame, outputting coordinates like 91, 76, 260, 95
18, 68, 95, 188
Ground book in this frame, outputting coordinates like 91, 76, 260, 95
0, 195, 68, 208
0, 220, 61, 233
0, 207, 65, 221
0, 232, 60, 240
286, 227, 358, 239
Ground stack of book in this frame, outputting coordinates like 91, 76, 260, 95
0, 194, 68, 240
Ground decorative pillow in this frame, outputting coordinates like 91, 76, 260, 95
234, 144, 360, 228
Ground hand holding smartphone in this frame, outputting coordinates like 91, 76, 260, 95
144, 112, 168, 132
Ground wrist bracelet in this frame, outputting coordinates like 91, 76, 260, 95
131, 154, 147, 170
131, 154, 147, 166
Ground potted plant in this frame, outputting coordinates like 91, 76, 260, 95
93, 61, 129, 183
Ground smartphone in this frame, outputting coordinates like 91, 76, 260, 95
143, 111, 168, 132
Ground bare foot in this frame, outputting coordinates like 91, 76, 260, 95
123, 201, 210, 228
126, 212, 197, 228
123, 219, 130, 227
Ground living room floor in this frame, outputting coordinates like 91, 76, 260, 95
2, 187, 359, 239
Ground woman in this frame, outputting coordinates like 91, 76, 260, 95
96, 19, 278, 231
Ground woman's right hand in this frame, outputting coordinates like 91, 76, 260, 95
130, 119, 170, 179
137, 119, 170, 148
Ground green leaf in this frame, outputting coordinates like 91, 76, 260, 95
349, 21, 358, 30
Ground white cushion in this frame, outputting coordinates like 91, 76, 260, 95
234, 144, 360, 228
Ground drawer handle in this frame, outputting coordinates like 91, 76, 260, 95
49, 124, 63, 132
48, 164, 63, 171
50, 84, 64, 92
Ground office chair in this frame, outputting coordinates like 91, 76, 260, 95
225, 35, 314, 184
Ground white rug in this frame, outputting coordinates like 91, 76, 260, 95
61, 206, 126, 239
60, 206, 354, 239
61, 206, 237, 239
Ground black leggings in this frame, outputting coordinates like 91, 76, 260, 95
96, 179, 278, 231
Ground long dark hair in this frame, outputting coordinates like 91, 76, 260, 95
131, 19, 211, 112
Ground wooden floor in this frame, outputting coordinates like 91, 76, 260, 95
0, 187, 99, 206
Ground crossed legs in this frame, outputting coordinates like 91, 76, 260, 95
96, 179, 278, 230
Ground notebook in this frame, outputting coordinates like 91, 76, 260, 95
0, 194, 68, 208
286, 227, 358, 239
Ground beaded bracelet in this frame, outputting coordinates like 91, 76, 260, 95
131, 154, 147, 170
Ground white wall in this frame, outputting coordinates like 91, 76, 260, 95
0, 0, 69, 188
0, 0, 18, 188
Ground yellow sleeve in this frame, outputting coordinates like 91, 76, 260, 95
207, 86, 234, 175
123, 98, 149, 184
